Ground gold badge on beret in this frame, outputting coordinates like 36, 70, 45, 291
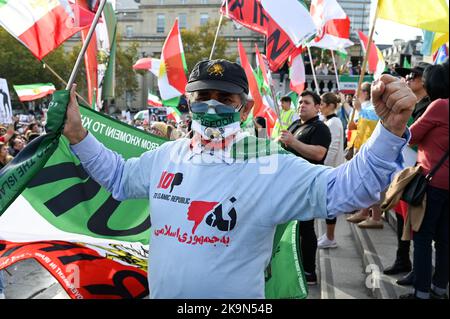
207, 63, 225, 77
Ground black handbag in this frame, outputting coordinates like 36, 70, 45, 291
402, 150, 449, 206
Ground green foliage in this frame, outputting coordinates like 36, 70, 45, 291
115, 40, 139, 98
0, 28, 71, 102
181, 19, 235, 72
1, 28, 139, 107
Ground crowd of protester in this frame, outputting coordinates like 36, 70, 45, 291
1, 57, 448, 300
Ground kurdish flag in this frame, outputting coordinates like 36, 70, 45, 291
377, 0, 449, 34
13, 83, 56, 102
158, 19, 188, 107
167, 106, 182, 123
0, 0, 94, 60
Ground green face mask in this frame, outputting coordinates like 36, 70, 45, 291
191, 100, 242, 140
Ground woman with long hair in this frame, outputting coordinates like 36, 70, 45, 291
400, 59, 449, 299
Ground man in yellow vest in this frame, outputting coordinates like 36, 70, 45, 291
273, 96, 299, 138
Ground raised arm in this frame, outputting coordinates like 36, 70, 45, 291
326, 75, 417, 216
63, 85, 153, 201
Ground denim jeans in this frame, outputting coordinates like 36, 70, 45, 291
0, 270, 5, 294
413, 185, 449, 294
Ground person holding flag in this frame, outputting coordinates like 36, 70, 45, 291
272, 96, 299, 138
62, 58, 417, 299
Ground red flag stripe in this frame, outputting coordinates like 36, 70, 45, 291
238, 40, 264, 116
17, 5, 91, 60
163, 19, 187, 95
358, 31, 379, 73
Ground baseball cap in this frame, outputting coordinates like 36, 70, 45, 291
186, 59, 249, 95
395, 62, 432, 78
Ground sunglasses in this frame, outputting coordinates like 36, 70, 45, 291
190, 100, 240, 114
406, 73, 420, 81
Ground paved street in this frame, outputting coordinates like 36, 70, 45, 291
0, 212, 425, 299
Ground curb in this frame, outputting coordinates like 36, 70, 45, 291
348, 221, 399, 299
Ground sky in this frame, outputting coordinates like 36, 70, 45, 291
369, 0, 423, 45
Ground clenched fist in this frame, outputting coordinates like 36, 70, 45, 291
371, 75, 417, 137
63, 84, 88, 145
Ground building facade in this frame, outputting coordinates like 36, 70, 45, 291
114, 0, 264, 110
69, 0, 374, 112
381, 36, 424, 68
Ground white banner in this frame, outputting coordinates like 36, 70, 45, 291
0, 78, 13, 124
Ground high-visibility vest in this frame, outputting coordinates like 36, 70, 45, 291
272, 109, 296, 138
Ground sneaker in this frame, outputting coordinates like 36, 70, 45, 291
357, 218, 384, 229
0, 293, 5, 299
346, 212, 368, 223
317, 234, 338, 249
305, 272, 317, 286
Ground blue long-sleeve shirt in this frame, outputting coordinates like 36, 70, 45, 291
71, 122, 408, 299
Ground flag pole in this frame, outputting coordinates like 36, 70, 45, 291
348, 6, 379, 126
307, 44, 321, 95
331, 50, 341, 91
66, 0, 107, 90
41, 61, 90, 105
210, 14, 224, 60
210, 0, 229, 60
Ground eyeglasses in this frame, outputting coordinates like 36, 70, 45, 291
406, 73, 420, 81
190, 100, 241, 114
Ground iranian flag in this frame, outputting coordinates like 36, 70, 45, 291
133, 57, 161, 77
13, 83, 56, 102
310, 0, 354, 53
158, 19, 188, 107
147, 92, 163, 107
0, 0, 95, 60
358, 31, 386, 79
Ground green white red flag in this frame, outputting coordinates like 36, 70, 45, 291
13, 83, 56, 102
310, 0, 353, 53
158, 19, 187, 107
0, 0, 95, 60
133, 57, 161, 77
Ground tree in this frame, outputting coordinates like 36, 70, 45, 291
66, 35, 140, 107
115, 40, 139, 99
0, 28, 71, 97
181, 19, 235, 72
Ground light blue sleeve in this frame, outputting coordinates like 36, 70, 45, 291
268, 123, 409, 225
325, 123, 410, 217
70, 132, 156, 201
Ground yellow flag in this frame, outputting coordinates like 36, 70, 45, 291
377, 0, 449, 34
